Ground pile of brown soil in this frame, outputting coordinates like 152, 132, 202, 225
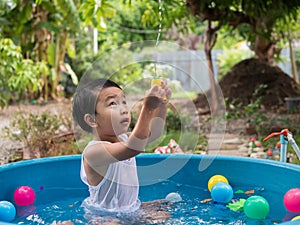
194, 58, 300, 113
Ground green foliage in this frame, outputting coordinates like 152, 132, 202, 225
121, 0, 195, 42
0, 0, 299, 106
79, 0, 115, 31
112, 63, 143, 87
224, 84, 266, 118
0, 0, 84, 101
244, 101, 268, 137
213, 26, 245, 49
8, 59, 42, 94
54, 0, 81, 31
72, 2, 156, 84
165, 109, 191, 132
109, 1, 158, 43
0, 38, 45, 108
81, 45, 143, 86
0, 0, 17, 27
0, 39, 22, 91
188, 0, 300, 62
217, 48, 254, 78
70, 52, 96, 81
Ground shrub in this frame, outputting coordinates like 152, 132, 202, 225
2, 110, 79, 159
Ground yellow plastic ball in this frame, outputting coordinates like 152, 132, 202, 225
208, 175, 229, 192
151, 79, 162, 86
292, 216, 300, 221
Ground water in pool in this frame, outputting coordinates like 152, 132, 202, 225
12, 180, 288, 225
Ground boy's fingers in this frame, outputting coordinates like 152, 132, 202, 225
151, 84, 159, 91
147, 81, 171, 103
166, 88, 172, 99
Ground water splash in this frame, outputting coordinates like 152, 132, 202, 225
156, 0, 163, 47
155, 0, 163, 77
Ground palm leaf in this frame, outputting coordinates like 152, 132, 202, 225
54, 0, 81, 31
0, 0, 17, 15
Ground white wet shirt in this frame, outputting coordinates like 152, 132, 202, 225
80, 134, 141, 214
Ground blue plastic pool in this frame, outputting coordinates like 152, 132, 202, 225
0, 154, 300, 224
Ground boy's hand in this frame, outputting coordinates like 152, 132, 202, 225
144, 79, 171, 110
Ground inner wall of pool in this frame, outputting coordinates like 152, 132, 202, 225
0, 154, 300, 225
11, 181, 287, 224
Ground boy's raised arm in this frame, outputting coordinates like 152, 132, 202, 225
84, 81, 171, 165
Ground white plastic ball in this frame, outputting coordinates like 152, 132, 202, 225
165, 192, 182, 202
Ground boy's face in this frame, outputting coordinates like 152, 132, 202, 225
95, 87, 131, 136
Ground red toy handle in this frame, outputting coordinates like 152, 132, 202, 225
263, 129, 289, 142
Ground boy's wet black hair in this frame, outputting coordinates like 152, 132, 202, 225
72, 78, 122, 133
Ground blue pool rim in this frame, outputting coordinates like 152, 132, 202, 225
0, 154, 300, 225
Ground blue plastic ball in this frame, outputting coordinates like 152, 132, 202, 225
211, 182, 233, 203
0, 201, 16, 222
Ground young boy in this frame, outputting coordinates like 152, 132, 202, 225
72, 78, 171, 223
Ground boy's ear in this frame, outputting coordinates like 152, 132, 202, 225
84, 114, 98, 127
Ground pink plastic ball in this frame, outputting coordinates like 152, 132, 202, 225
14, 186, 36, 206
284, 188, 300, 212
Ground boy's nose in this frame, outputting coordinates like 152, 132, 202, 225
120, 105, 128, 114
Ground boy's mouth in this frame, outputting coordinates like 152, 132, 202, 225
120, 118, 129, 124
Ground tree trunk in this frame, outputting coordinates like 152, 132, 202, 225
253, 35, 276, 64
51, 30, 68, 99
51, 34, 60, 99
288, 27, 299, 84
252, 19, 277, 64
203, 21, 219, 114
32, 4, 51, 102
93, 28, 98, 55
42, 73, 48, 102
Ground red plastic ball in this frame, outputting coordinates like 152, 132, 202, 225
14, 186, 35, 206
284, 188, 300, 212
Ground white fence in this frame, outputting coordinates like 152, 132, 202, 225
136, 49, 294, 92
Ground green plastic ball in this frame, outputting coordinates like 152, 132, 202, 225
244, 195, 270, 220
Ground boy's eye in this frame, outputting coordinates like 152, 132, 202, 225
109, 101, 117, 106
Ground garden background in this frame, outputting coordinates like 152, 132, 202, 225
1, 0, 300, 164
